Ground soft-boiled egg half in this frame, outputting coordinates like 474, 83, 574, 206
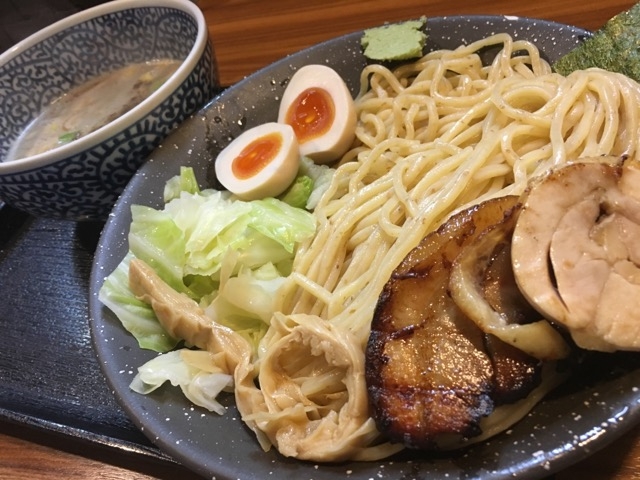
277, 64, 356, 164
215, 122, 300, 201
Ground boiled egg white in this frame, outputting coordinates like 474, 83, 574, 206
277, 64, 356, 164
215, 122, 300, 200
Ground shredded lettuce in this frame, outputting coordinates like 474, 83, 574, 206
164, 165, 201, 202
248, 197, 316, 252
98, 253, 180, 352
130, 349, 233, 414
298, 156, 335, 210
99, 166, 316, 355
205, 262, 285, 320
128, 204, 191, 296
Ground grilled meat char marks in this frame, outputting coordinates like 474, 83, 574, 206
366, 195, 542, 450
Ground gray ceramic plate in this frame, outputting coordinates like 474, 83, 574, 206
89, 15, 640, 480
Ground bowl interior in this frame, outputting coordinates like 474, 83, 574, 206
0, 3, 200, 162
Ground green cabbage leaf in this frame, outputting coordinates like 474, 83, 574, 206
99, 167, 316, 353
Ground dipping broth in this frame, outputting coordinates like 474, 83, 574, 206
5, 59, 180, 162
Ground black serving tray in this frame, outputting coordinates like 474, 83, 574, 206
0, 202, 211, 480
0, 205, 167, 454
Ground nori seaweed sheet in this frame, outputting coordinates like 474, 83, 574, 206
553, 2, 640, 82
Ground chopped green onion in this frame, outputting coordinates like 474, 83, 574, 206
58, 131, 80, 145
151, 77, 169, 92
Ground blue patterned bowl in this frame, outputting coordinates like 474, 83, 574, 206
0, 0, 216, 221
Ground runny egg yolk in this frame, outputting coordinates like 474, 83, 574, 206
231, 132, 283, 179
285, 87, 334, 144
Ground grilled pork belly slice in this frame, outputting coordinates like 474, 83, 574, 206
512, 156, 640, 352
366, 195, 568, 451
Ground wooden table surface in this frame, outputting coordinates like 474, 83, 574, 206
1, 0, 639, 479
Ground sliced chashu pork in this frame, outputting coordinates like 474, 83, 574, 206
512, 156, 640, 352
366, 195, 568, 451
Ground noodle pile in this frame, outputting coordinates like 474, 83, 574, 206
226, 33, 640, 461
